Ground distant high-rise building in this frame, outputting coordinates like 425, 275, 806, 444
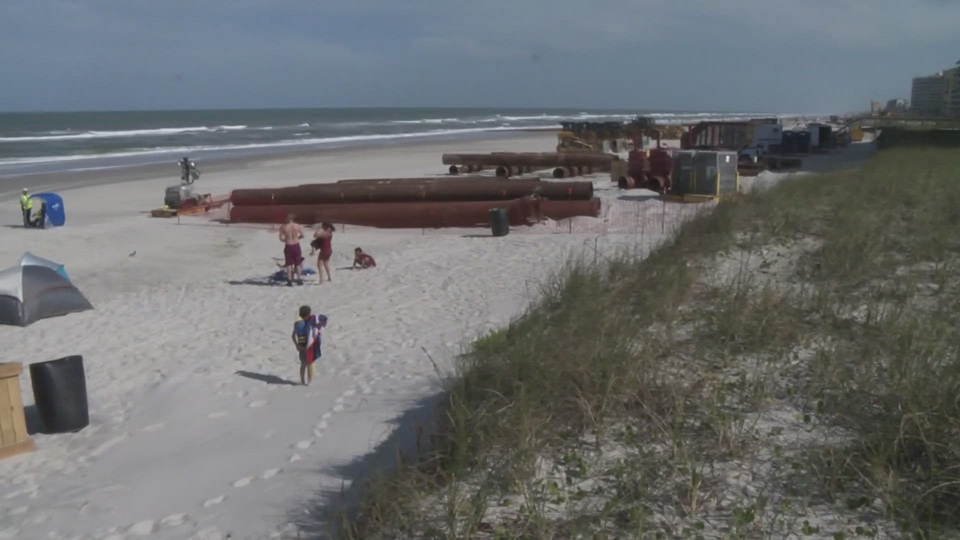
911, 72, 949, 116
946, 67, 960, 118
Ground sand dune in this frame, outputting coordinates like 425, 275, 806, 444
0, 133, 715, 539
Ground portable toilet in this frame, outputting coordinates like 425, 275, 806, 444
692, 151, 739, 197
669, 150, 739, 199
669, 151, 697, 196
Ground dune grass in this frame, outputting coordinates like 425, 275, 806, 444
338, 144, 960, 539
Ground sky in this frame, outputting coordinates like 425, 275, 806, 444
1, 0, 959, 114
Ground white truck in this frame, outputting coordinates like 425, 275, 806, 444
738, 123, 783, 162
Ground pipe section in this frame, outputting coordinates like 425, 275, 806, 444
228, 197, 543, 229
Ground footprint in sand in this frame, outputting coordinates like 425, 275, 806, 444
261, 468, 281, 480
289, 454, 302, 463
7, 506, 28, 516
248, 400, 268, 408
361, 387, 373, 395
232, 477, 253, 488
128, 520, 158, 536
207, 411, 227, 419
203, 495, 226, 508
161, 513, 189, 527
315, 420, 328, 430
142, 423, 165, 432
321, 412, 332, 420
332, 404, 345, 412
295, 440, 313, 450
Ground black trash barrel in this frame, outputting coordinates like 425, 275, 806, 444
489, 207, 510, 237
29, 355, 89, 433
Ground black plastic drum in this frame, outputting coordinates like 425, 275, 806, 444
489, 208, 510, 237
29, 355, 89, 434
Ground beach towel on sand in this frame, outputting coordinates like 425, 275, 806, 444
305, 314, 329, 364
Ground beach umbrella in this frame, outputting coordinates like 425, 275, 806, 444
0, 253, 92, 327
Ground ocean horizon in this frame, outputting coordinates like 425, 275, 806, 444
0, 107, 798, 178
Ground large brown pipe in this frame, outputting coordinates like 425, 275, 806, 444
228, 197, 543, 229
540, 198, 602, 220
441, 152, 616, 170
333, 176, 538, 185
230, 180, 593, 206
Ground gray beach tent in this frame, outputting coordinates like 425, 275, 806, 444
0, 252, 93, 327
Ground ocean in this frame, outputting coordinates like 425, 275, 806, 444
0, 108, 784, 177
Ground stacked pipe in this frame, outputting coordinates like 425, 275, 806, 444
228, 176, 601, 228
442, 152, 618, 178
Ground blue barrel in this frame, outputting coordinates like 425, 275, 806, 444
29, 355, 89, 433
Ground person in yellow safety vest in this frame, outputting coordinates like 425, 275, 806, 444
20, 188, 32, 228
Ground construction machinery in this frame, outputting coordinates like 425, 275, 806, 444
558, 120, 629, 153
617, 147, 674, 192
555, 116, 691, 155
556, 131, 595, 153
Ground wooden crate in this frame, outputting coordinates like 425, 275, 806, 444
0, 363, 35, 460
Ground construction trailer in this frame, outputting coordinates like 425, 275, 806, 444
681, 118, 780, 151
667, 150, 740, 202
752, 123, 784, 152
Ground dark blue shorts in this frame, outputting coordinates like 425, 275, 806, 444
298, 348, 321, 364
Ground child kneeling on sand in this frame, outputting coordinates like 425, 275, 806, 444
292, 305, 328, 386
353, 247, 376, 269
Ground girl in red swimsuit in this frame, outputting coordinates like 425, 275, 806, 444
312, 222, 335, 284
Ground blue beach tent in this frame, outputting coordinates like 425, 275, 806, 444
31, 192, 66, 228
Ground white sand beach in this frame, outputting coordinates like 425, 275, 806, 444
0, 132, 718, 540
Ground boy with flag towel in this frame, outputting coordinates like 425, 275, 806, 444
292, 305, 328, 386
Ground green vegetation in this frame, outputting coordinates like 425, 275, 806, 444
339, 144, 960, 539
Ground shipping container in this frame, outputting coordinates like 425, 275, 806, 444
669, 150, 738, 197
689, 121, 753, 150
